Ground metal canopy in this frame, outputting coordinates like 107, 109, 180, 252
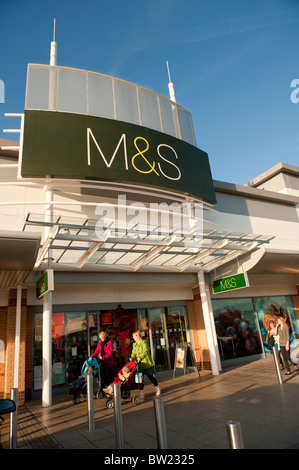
0, 230, 41, 288
23, 212, 273, 273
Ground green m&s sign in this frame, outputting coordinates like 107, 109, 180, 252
212, 272, 249, 294
36, 270, 54, 299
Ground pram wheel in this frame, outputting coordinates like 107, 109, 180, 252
96, 391, 104, 399
133, 396, 140, 405
106, 399, 114, 409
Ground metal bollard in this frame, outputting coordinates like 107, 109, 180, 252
226, 420, 244, 449
113, 383, 124, 449
153, 397, 168, 449
87, 372, 95, 432
10, 388, 18, 449
273, 347, 283, 385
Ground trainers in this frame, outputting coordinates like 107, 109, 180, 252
155, 385, 161, 396
139, 389, 145, 399
103, 386, 113, 395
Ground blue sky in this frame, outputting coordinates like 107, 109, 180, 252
1, 0, 299, 184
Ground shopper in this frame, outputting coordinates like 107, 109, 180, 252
130, 330, 161, 398
267, 320, 284, 368
277, 317, 292, 375
267, 320, 277, 350
92, 330, 116, 387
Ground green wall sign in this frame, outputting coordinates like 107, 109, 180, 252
36, 270, 54, 299
20, 110, 216, 204
212, 272, 249, 294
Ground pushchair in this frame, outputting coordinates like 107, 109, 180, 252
103, 360, 143, 409
69, 356, 100, 404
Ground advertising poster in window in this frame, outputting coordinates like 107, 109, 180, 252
254, 296, 299, 363
212, 298, 262, 361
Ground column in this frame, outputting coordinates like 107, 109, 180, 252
42, 291, 52, 407
197, 269, 219, 376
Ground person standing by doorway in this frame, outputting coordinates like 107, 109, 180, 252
130, 330, 161, 398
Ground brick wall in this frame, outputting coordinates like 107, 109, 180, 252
1, 289, 28, 405
0, 306, 7, 399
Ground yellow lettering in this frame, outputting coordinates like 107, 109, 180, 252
131, 137, 159, 175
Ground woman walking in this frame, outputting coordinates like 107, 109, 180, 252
277, 317, 292, 375
130, 330, 161, 398
92, 330, 116, 388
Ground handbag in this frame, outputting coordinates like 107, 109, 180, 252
268, 335, 275, 348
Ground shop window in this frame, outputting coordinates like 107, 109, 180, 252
88, 312, 99, 356
33, 313, 42, 390
212, 298, 262, 361
52, 312, 66, 386
65, 312, 88, 383
148, 307, 170, 371
33, 311, 89, 389
254, 296, 299, 364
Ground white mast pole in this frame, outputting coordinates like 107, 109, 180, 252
42, 18, 56, 407
50, 18, 57, 66
166, 61, 176, 103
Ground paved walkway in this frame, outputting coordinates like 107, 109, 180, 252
1, 357, 299, 451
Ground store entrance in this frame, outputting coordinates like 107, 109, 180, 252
147, 306, 188, 371
99, 306, 137, 366
33, 304, 189, 391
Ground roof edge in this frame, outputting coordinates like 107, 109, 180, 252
213, 179, 298, 205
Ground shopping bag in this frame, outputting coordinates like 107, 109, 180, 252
135, 364, 143, 384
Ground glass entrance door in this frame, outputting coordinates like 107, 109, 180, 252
166, 306, 188, 369
148, 307, 170, 371
65, 311, 88, 383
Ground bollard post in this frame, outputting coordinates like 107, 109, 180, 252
226, 420, 244, 449
113, 383, 124, 449
87, 372, 95, 432
153, 397, 168, 449
273, 347, 283, 385
9, 388, 18, 449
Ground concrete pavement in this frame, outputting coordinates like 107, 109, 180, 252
1, 357, 299, 451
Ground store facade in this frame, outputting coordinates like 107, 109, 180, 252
0, 52, 299, 405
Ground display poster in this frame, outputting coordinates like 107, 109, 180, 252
175, 347, 186, 369
254, 296, 299, 361
212, 297, 263, 361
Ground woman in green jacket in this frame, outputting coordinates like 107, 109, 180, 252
131, 330, 161, 398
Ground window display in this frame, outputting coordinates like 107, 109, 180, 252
212, 298, 262, 361
254, 296, 299, 364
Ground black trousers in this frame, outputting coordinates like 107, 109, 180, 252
140, 367, 158, 390
280, 346, 291, 372
100, 363, 116, 388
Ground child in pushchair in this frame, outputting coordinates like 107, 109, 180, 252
69, 356, 100, 404
102, 360, 142, 408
